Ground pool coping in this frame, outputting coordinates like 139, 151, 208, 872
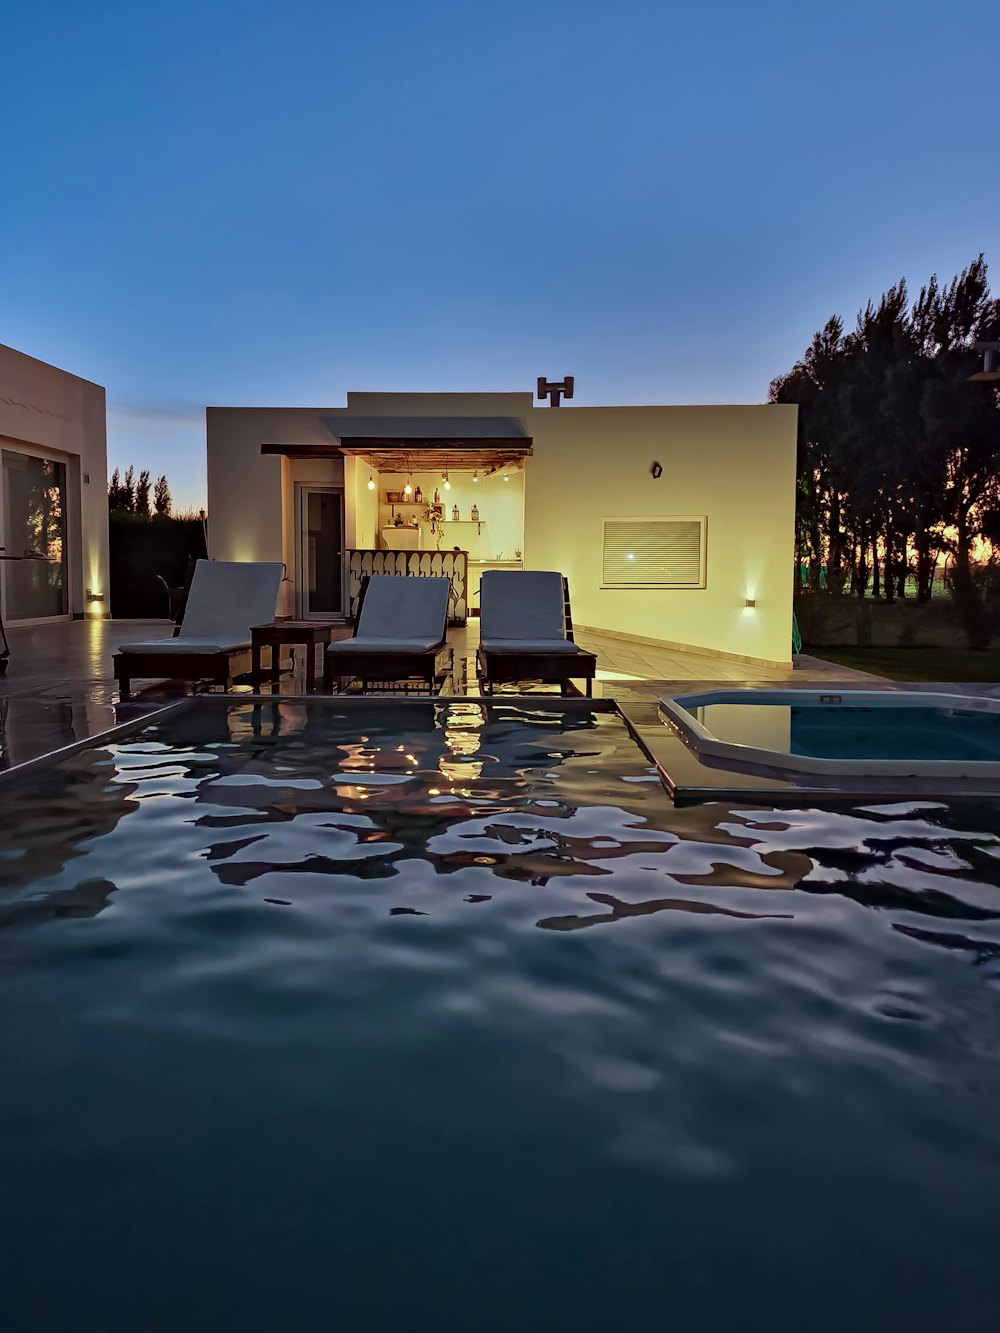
5, 691, 1000, 809
658, 689, 1000, 779
616, 700, 1000, 805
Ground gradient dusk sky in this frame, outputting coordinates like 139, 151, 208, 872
2, 0, 996, 509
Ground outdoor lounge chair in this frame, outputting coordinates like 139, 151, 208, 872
476, 570, 597, 696
114, 559, 284, 700
324, 574, 453, 694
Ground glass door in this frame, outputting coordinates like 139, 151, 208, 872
1, 449, 69, 620
296, 486, 345, 618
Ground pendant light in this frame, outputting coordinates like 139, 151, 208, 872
366, 458, 376, 492
403, 457, 413, 497
442, 469, 451, 491
472, 468, 479, 483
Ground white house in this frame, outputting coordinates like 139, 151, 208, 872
0, 343, 109, 623
206, 389, 798, 666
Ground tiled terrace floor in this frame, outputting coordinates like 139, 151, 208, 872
0, 613, 895, 772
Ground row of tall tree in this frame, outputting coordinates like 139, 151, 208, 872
770, 255, 1000, 613
109, 466, 173, 517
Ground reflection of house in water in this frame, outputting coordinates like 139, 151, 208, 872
0, 746, 139, 925
177, 698, 649, 891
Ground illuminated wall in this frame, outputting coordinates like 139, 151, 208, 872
0, 342, 109, 620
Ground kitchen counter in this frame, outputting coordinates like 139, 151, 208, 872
467, 559, 523, 610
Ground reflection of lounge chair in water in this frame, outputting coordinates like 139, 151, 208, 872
324, 575, 453, 694
477, 571, 597, 697
114, 560, 283, 700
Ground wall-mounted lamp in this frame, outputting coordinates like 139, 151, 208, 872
744, 598, 756, 608
650, 461, 663, 479
86, 589, 105, 603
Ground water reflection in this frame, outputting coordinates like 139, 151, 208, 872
0, 704, 999, 974
537, 890, 793, 932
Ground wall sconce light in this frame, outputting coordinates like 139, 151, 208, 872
744, 598, 756, 608
651, 461, 663, 479
86, 589, 105, 603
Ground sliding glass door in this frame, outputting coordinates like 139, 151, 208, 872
2, 449, 69, 620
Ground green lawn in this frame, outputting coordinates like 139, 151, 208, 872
811, 647, 1000, 683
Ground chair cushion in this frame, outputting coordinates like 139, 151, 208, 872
480, 571, 566, 640
357, 576, 451, 641
179, 560, 284, 639
118, 636, 250, 655
480, 637, 588, 655
330, 636, 442, 655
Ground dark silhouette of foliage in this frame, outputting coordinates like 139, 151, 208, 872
153, 474, 172, 516
772, 255, 1000, 634
110, 467, 176, 519
135, 469, 151, 517
122, 466, 136, 512
108, 468, 127, 512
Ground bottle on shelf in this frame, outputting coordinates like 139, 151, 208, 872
452, 504, 460, 522
433, 487, 440, 504
471, 503, 479, 523
414, 484, 422, 504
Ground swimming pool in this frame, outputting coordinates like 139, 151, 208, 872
2, 698, 1000, 1330
660, 689, 1000, 777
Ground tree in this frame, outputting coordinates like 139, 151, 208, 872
153, 475, 172, 516
122, 466, 136, 513
108, 468, 126, 511
135, 469, 151, 517
772, 255, 1000, 627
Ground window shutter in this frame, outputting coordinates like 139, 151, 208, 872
602, 517, 707, 588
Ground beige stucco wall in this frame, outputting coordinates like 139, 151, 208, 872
522, 404, 798, 665
0, 342, 109, 618
207, 408, 344, 564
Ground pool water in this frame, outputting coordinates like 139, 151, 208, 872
2, 699, 1000, 1331
697, 701, 1000, 762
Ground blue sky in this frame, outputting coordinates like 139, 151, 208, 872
2, 0, 996, 509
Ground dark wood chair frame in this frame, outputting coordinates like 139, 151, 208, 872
323, 575, 454, 696
115, 647, 254, 702
476, 576, 597, 697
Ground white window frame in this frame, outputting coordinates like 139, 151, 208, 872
600, 515, 708, 590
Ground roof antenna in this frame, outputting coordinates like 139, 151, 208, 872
536, 375, 574, 407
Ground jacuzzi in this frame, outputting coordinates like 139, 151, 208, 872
658, 690, 1000, 778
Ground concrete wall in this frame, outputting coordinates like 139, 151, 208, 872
0, 342, 109, 619
206, 408, 349, 565
523, 405, 798, 665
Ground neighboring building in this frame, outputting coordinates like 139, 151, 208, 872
207, 390, 797, 666
0, 343, 109, 622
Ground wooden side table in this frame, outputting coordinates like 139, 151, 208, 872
250, 621, 337, 693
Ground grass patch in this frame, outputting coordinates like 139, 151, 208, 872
811, 647, 1000, 682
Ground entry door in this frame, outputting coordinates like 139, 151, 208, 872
296, 486, 345, 618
